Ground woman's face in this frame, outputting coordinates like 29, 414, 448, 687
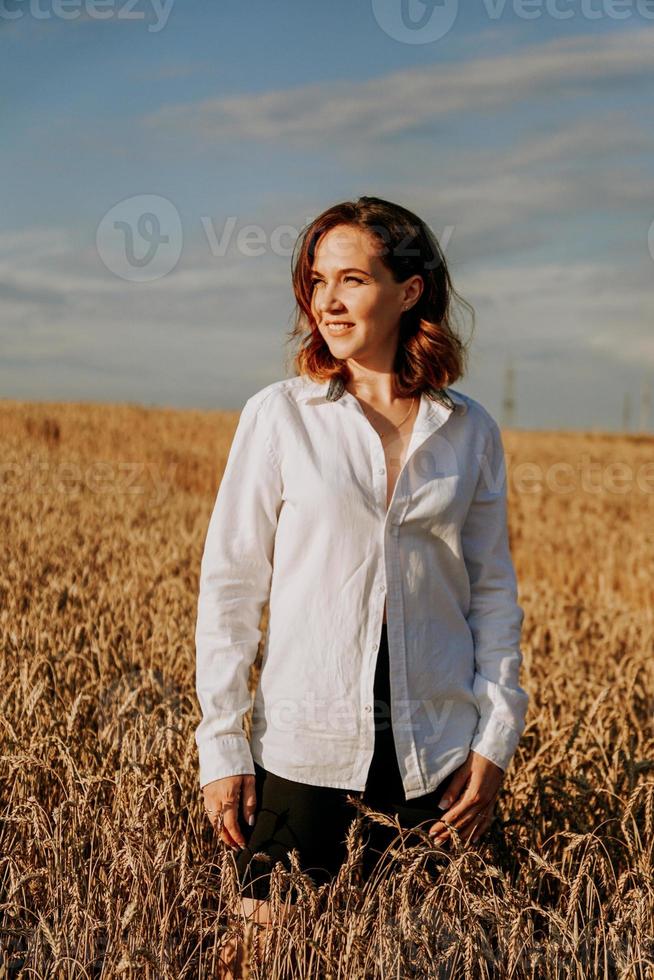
310, 224, 422, 365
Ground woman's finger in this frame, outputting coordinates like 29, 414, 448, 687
241, 774, 257, 828
465, 800, 496, 839
220, 800, 246, 849
469, 804, 496, 843
204, 807, 236, 847
204, 800, 242, 849
430, 794, 497, 843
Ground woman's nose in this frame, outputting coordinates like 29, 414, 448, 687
319, 285, 345, 314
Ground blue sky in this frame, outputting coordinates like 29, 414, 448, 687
1, 1, 653, 430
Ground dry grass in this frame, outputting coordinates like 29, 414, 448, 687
1, 398, 653, 979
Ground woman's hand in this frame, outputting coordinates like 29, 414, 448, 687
202, 774, 257, 849
428, 750, 504, 845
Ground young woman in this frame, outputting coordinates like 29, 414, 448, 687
195, 196, 529, 962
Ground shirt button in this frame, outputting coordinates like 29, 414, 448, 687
364, 704, 372, 712
378, 467, 386, 475
377, 584, 385, 594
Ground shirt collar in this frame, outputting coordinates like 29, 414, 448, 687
295, 376, 468, 415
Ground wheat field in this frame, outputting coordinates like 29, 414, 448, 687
1, 398, 653, 979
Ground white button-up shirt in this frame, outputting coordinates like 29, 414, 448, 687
194, 375, 529, 799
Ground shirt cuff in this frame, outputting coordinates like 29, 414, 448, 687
197, 733, 255, 790
469, 714, 524, 772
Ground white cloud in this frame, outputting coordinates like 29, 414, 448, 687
458, 259, 654, 369
142, 27, 654, 147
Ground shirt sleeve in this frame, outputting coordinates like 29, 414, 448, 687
461, 415, 529, 772
194, 394, 282, 789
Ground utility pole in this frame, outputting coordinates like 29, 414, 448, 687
502, 359, 516, 429
640, 378, 652, 432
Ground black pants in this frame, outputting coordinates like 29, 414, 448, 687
235, 622, 456, 901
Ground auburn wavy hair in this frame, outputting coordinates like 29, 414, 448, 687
285, 196, 474, 397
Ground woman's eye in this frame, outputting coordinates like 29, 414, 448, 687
310, 276, 363, 287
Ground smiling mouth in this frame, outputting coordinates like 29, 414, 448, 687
325, 322, 355, 334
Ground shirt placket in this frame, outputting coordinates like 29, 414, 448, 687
362, 429, 388, 742
358, 408, 425, 797
383, 463, 426, 798
337, 386, 451, 798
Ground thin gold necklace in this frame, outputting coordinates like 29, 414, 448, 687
360, 396, 416, 442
